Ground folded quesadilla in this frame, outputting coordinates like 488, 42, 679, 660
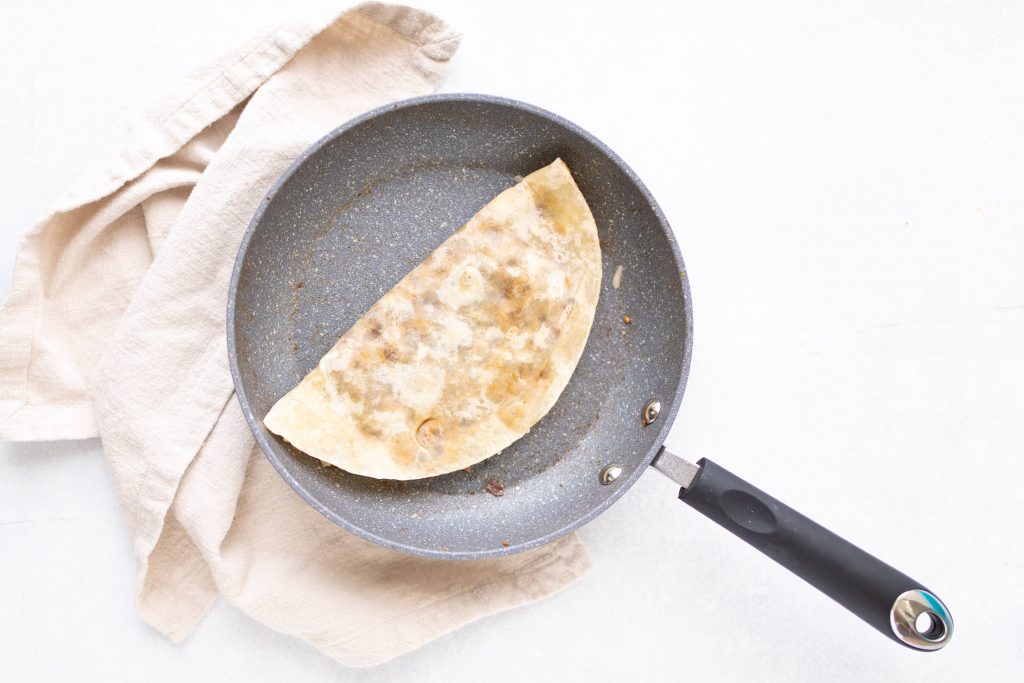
264, 159, 601, 479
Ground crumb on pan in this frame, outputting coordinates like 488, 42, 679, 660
485, 479, 505, 496
622, 315, 631, 325
612, 264, 623, 289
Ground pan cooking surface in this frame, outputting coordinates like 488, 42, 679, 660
228, 95, 691, 558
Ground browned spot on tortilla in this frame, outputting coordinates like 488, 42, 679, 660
498, 399, 529, 431
484, 379, 505, 404
475, 269, 541, 334
532, 176, 587, 237
476, 216, 508, 234
391, 435, 416, 465
380, 344, 400, 362
357, 419, 383, 438
498, 272, 531, 300
484, 367, 525, 405
419, 290, 440, 306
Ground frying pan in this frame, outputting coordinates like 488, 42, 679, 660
227, 94, 952, 651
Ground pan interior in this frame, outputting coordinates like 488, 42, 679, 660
230, 96, 690, 557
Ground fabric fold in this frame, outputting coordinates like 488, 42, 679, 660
0, 1, 591, 668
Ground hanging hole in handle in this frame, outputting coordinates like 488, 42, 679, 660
914, 611, 947, 642
891, 589, 953, 650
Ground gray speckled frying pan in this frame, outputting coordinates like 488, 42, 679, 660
227, 94, 952, 651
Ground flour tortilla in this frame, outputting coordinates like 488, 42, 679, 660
264, 159, 602, 479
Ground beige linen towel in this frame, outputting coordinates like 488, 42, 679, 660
0, 1, 590, 667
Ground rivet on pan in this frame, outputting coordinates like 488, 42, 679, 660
600, 464, 623, 485
642, 400, 662, 427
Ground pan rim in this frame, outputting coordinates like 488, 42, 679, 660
226, 92, 693, 559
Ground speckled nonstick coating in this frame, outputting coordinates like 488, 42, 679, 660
227, 94, 692, 559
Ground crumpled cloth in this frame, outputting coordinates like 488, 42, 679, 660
0, 1, 590, 667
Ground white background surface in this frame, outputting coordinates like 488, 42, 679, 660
2, 1, 1023, 680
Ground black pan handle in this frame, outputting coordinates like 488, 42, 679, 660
651, 449, 953, 651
